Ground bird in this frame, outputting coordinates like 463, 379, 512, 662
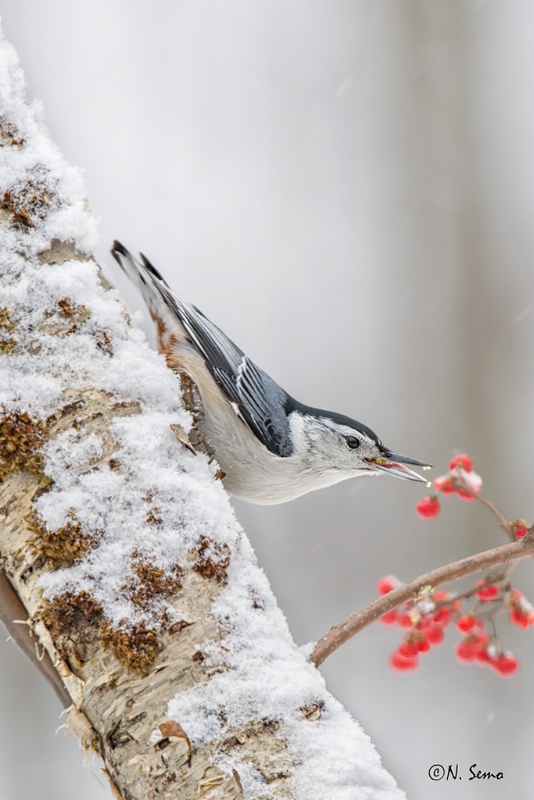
111, 241, 431, 504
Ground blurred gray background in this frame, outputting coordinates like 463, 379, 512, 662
1, 2, 534, 798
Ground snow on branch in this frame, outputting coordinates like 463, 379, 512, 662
0, 26, 404, 800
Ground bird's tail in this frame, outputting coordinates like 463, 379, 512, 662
111, 240, 169, 315
111, 240, 190, 355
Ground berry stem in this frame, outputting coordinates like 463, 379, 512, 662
310, 535, 534, 667
451, 480, 513, 538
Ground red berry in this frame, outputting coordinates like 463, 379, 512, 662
510, 607, 534, 629
475, 581, 500, 601
390, 649, 419, 671
415, 615, 432, 630
449, 453, 473, 472
380, 609, 398, 625
377, 575, 401, 595
426, 624, 445, 646
456, 639, 477, 662
434, 476, 457, 495
417, 636, 430, 652
510, 608, 530, 628
512, 520, 528, 540
457, 631, 489, 662
492, 652, 518, 676
416, 496, 441, 519
456, 615, 475, 633
433, 606, 451, 626
510, 609, 529, 628
476, 647, 491, 664
398, 612, 414, 628
509, 590, 534, 628
458, 472, 482, 500
458, 472, 482, 501
457, 488, 476, 501
399, 639, 419, 658
474, 634, 492, 661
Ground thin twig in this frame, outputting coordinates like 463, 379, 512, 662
310, 536, 534, 667
452, 480, 512, 536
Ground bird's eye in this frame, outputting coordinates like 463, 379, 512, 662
345, 436, 360, 450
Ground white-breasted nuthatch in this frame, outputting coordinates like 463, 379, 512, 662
112, 242, 431, 504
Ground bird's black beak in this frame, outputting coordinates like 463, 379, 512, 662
365, 453, 432, 483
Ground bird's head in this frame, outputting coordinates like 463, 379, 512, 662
291, 405, 431, 483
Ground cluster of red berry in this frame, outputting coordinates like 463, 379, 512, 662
377, 452, 532, 676
378, 573, 534, 676
416, 454, 482, 519
453, 583, 533, 674
378, 576, 460, 671
455, 628, 518, 675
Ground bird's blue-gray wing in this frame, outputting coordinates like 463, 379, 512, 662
111, 242, 293, 457
161, 295, 293, 458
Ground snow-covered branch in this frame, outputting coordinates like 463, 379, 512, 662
0, 27, 404, 800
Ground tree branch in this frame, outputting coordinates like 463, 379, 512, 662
310, 536, 534, 667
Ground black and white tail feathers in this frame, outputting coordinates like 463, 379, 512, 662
111, 240, 173, 323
